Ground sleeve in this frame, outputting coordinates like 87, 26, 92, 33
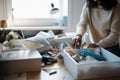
96, 5, 120, 48
76, 3, 88, 36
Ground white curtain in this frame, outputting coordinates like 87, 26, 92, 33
0, 0, 13, 27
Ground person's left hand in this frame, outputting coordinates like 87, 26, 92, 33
87, 43, 99, 48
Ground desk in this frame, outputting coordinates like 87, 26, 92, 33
27, 60, 74, 80
1, 39, 120, 80
27, 61, 120, 80
1, 55, 120, 80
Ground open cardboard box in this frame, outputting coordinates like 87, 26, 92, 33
61, 48, 120, 80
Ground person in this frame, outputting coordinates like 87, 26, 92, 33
72, 0, 120, 57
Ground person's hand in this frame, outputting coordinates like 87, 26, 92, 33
72, 35, 82, 49
87, 43, 99, 48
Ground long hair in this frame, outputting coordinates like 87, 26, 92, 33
86, 0, 118, 10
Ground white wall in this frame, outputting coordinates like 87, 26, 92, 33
68, 0, 85, 32
0, 0, 11, 20
0, 0, 5, 20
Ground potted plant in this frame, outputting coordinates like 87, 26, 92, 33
3, 30, 19, 49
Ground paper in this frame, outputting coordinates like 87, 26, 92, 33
26, 32, 53, 52
23, 40, 44, 50
35, 31, 56, 39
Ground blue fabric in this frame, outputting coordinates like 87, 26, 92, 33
80, 49, 106, 61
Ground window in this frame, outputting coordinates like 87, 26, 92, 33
12, 0, 68, 27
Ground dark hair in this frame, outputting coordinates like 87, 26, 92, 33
86, 0, 118, 10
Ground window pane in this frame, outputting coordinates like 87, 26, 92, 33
12, 0, 68, 27
12, 0, 60, 18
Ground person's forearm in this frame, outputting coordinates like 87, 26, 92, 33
76, 24, 87, 36
96, 32, 119, 48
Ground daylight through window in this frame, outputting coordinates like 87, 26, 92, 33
12, 0, 68, 27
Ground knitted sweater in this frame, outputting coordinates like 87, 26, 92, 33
76, 3, 120, 48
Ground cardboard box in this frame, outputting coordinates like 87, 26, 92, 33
61, 48, 120, 80
0, 50, 42, 74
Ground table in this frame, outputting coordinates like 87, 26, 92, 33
1, 39, 120, 80
27, 60, 75, 80
27, 60, 120, 80
1, 53, 120, 80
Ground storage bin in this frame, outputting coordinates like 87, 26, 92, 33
61, 48, 120, 80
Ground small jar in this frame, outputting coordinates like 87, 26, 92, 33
1, 20, 7, 28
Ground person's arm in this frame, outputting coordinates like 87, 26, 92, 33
96, 5, 120, 48
76, 3, 88, 36
72, 3, 88, 48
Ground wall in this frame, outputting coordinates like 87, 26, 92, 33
0, 0, 11, 20
0, 0, 5, 20
68, 0, 85, 32
0, 0, 12, 28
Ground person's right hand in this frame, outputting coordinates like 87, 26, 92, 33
72, 35, 82, 49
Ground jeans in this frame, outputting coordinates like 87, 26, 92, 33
104, 44, 120, 57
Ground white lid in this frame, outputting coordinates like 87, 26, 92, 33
0, 50, 41, 61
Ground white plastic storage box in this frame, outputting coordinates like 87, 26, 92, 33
0, 50, 42, 74
61, 48, 120, 80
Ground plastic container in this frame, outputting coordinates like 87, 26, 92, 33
61, 48, 120, 80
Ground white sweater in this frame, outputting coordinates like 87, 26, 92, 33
76, 3, 120, 48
